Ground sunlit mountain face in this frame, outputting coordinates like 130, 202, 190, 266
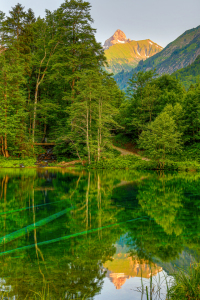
103, 29, 163, 74
104, 243, 163, 289
114, 25, 200, 89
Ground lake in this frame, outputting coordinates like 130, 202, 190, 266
0, 168, 199, 299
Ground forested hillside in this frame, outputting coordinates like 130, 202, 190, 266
112, 70, 200, 169
173, 55, 200, 89
0, 1, 123, 163
114, 25, 200, 89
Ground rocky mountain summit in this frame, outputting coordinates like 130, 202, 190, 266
103, 29, 132, 50
103, 30, 163, 74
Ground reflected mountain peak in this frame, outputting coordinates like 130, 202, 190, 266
0, 169, 200, 299
104, 251, 163, 289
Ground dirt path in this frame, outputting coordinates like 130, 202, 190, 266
58, 160, 83, 167
113, 145, 150, 161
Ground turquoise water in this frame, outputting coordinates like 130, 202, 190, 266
0, 168, 199, 299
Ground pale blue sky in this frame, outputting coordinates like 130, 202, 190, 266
1, 0, 200, 47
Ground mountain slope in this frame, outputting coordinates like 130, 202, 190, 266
103, 29, 163, 74
104, 39, 163, 74
114, 25, 200, 89
173, 55, 200, 89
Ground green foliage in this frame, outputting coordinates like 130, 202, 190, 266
169, 264, 200, 300
183, 144, 200, 162
113, 133, 133, 148
115, 70, 200, 170
90, 155, 141, 169
0, 0, 119, 162
0, 157, 36, 167
0, 1, 199, 169
182, 84, 200, 143
66, 70, 121, 163
173, 55, 200, 89
1, 168, 200, 298
139, 111, 182, 167
114, 25, 200, 90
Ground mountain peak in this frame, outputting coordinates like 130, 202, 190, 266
113, 29, 127, 40
103, 29, 131, 50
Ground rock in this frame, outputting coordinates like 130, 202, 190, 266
103, 29, 131, 49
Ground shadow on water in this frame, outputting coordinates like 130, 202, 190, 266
0, 168, 200, 299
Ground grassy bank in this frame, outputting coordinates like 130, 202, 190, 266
169, 263, 200, 299
1, 154, 200, 171
89, 155, 200, 171
0, 157, 37, 168
0, 157, 83, 169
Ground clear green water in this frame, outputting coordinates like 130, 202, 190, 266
0, 168, 200, 299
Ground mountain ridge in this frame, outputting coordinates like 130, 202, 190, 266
114, 25, 200, 89
103, 30, 163, 74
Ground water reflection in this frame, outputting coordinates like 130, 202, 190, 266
0, 169, 199, 299
104, 243, 162, 289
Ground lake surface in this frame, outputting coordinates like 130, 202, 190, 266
0, 168, 200, 299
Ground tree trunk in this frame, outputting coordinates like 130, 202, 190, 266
4, 134, 9, 158
32, 42, 59, 143
86, 106, 91, 164
4, 175, 9, 202
86, 172, 90, 231
1, 136, 5, 157
4, 72, 9, 158
32, 82, 39, 144
98, 98, 102, 162
98, 174, 102, 240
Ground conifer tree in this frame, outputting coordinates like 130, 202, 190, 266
51, 0, 106, 98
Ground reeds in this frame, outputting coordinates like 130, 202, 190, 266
136, 263, 200, 299
168, 263, 200, 300
136, 270, 172, 300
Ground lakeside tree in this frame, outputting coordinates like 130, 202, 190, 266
66, 70, 121, 163
0, 0, 118, 161
139, 111, 182, 168
0, 44, 27, 158
182, 85, 200, 143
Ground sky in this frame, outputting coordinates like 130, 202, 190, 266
1, 0, 200, 47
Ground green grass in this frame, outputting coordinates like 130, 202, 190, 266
89, 155, 200, 171
0, 157, 36, 167
169, 263, 200, 300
